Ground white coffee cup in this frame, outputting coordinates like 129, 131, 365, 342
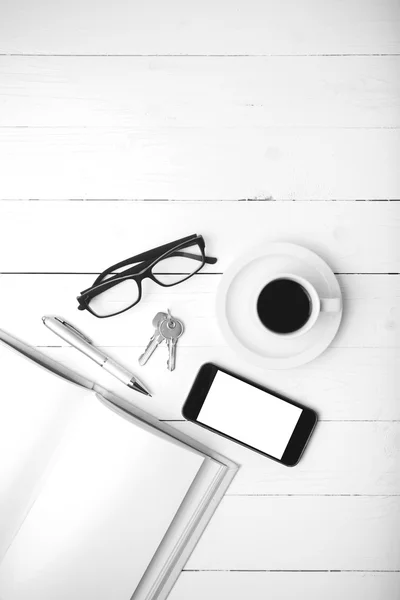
255, 273, 342, 338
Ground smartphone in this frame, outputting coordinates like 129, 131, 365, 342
182, 363, 317, 466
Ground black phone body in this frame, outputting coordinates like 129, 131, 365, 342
182, 363, 317, 467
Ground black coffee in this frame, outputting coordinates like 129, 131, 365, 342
257, 278, 311, 334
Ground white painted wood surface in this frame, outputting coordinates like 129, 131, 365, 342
38, 346, 400, 421
1, 129, 399, 199
186, 496, 400, 570
0, 56, 399, 199
178, 421, 400, 496
1, 0, 399, 55
1, 274, 399, 348
1, 202, 399, 271
172, 572, 400, 600
1, 57, 399, 128
0, 0, 399, 598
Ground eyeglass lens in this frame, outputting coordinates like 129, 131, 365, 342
88, 279, 140, 317
151, 240, 204, 285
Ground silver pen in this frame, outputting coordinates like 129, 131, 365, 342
42, 316, 151, 397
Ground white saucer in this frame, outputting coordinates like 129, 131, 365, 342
216, 243, 343, 369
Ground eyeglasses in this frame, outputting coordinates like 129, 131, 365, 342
76, 234, 217, 318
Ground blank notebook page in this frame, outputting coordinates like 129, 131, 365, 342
0, 393, 204, 600
0, 344, 87, 562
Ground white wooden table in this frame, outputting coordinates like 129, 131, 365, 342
1, 1, 399, 598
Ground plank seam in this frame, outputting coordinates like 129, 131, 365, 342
1, 53, 400, 58
34, 347, 400, 355
225, 494, 400, 497
4, 200, 400, 203
35, 348, 400, 360
1, 271, 398, 275
182, 569, 400, 573
160, 419, 400, 423
1, 126, 399, 131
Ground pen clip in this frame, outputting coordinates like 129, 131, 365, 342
54, 317, 93, 344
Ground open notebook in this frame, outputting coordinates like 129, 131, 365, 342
0, 330, 237, 600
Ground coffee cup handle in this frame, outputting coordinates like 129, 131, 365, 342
320, 297, 342, 313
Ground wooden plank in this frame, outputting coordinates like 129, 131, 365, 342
3, 343, 398, 494
186, 496, 400, 570
1, 128, 399, 200
37, 346, 400, 422
4, 334, 399, 494
0, 0, 399, 55
174, 421, 400, 496
1, 56, 400, 128
0, 202, 399, 270
171, 572, 400, 600
0, 274, 398, 348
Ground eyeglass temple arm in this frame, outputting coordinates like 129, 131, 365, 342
92, 235, 199, 284
83, 249, 217, 294
93, 238, 217, 285
101, 250, 217, 281
108, 251, 217, 277
167, 251, 217, 264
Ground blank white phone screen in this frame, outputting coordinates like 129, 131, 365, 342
197, 371, 303, 459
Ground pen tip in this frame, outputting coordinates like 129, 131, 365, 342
129, 380, 152, 397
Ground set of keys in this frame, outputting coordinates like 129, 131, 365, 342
139, 310, 184, 371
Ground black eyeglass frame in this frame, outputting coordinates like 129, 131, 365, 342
76, 234, 217, 318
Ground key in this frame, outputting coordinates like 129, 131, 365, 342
159, 315, 184, 371
138, 312, 168, 366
